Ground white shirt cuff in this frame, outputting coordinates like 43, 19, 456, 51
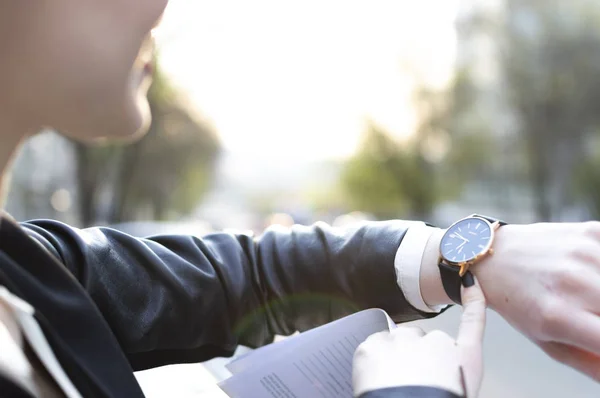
394, 223, 445, 313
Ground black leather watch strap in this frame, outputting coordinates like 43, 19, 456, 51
438, 261, 463, 305
472, 214, 507, 226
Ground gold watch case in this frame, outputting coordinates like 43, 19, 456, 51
438, 215, 501, 277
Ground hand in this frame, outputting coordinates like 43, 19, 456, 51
353, 276, 486, 398
473, 221, 600, 382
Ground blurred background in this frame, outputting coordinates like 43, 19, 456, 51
6, 0, 600, 396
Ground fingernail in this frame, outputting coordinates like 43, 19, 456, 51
461, 271, 475, 288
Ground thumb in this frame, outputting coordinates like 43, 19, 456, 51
456, 272, 487, 398
456, 272, 487, 348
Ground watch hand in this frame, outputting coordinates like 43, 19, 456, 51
455, 232, 470, 243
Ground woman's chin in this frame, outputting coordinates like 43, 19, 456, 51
104, 93, 152, 143
129, 95, 153, 139
57, 80, 154, 145
72, 99, 152, 145
128, 79, 154, 137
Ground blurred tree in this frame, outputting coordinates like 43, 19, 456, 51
341, 125, 416, 219
413, 70, 496, 198
574, 131, 600, 219
341, 126, 416, 219
73, 141, 118, 226
341, 128, 459, 221
340, 63, 495, 221
499, 0, 600, 220
575, 156, 600, 219
73, 62, 220, 226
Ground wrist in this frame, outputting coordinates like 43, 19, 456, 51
470, 224, 514, 311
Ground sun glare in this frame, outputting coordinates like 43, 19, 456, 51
155, 0, 460, 160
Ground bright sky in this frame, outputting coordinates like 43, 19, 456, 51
155, 0, 460, 160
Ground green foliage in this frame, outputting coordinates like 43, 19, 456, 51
573, 132, 600, 219
341, 126, 439, 220
147, 59, 177, 106
304, 186, 349, 215
340, 62, 498, 221
500, 0, 600, 219
574, 158, 600, 219
339, 0, 600, 223
413, 72, 495, 191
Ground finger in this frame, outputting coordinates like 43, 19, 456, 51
390, 326, 426, 339
457, 273, 487, 349
456, 274, 487, 398
541, 341, 600, 382
459, 366, 468, 398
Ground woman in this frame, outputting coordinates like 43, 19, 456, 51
2, 1, 600, 397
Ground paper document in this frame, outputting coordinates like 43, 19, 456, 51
219, 309, 395, 398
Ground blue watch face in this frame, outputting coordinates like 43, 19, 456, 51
440, 217, 492, 263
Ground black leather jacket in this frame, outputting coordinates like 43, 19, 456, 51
360, 387, 461, 397
0, 214, 453, 397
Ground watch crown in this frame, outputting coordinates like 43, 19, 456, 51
489, 248, 495, 255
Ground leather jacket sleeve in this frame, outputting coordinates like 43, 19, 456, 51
359, 386, 462, 398
21, 219, 436, 370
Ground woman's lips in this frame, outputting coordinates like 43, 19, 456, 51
143, 61, 154, 76
139, 35, 156, 77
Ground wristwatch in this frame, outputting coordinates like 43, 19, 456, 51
438, 214, 507, 305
